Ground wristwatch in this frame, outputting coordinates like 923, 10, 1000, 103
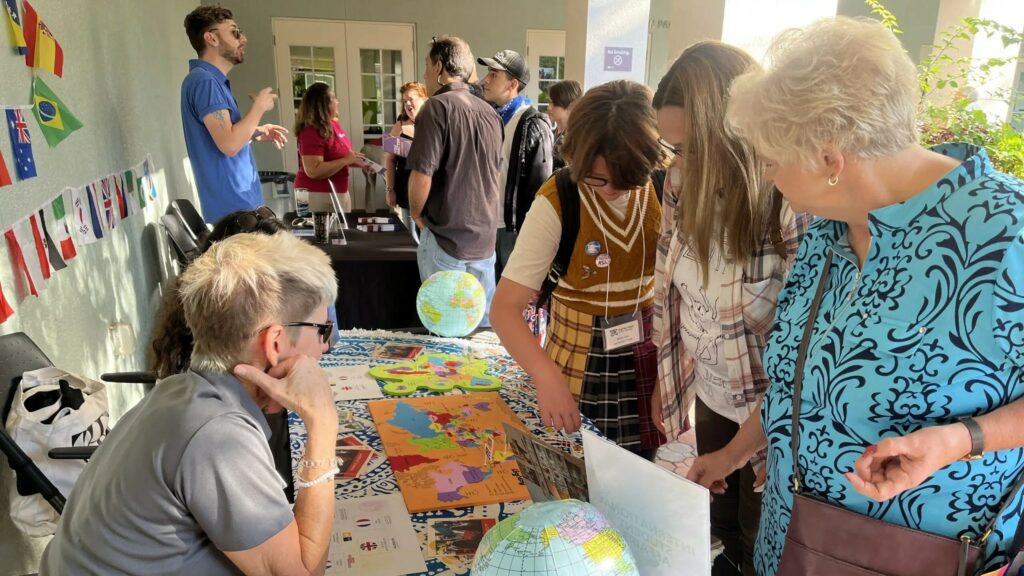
959, 417, 985, 461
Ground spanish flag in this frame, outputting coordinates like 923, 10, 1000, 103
22, 0, 62, 77
32, 76, 82, 147
3, 0, 26, 55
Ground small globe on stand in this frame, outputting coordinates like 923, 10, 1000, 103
416, 271, 486, 337
471, 499, 640, 576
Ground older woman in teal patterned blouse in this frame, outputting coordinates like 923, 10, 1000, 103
684, 17, 1024, 575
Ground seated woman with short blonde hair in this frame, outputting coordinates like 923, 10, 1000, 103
42, 233, 341, 576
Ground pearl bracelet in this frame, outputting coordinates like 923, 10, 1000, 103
296, 466, 339, 490
299, 457, 336, 470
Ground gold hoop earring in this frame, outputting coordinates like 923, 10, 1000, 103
828, 174, 839, 186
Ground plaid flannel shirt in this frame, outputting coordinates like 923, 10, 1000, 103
652, 170, 813, 443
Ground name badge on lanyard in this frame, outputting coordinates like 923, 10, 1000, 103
600, 311, 642, 351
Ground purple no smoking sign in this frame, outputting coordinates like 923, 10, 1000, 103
604, 47, 633, 72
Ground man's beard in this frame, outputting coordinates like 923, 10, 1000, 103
221, 45, 244, 65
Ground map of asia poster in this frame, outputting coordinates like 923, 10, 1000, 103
368, 392, 531, 512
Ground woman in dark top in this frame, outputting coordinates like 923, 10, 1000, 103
385, 81, 428, 242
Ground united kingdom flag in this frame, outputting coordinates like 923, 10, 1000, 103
99, 178, 115, 231
5, 109, 36, 180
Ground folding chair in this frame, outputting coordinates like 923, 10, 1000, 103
160, 213, 198, 269
169, 199, 209, 244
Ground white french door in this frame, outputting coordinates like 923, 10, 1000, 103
272, 18, 415, 209
525, 29, 566, 115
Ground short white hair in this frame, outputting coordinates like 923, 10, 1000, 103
180, 232, 337, 372
726, 16, 919, 169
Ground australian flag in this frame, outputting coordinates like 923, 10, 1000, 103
5, 109, 36, 180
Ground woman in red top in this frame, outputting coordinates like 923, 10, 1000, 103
294, 82, 366, 213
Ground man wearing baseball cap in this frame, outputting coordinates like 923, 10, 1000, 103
478, 49, 553, 277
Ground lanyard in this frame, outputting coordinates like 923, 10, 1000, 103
587, 183, 647, 320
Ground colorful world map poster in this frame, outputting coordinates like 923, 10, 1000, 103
368, 392, 531, 513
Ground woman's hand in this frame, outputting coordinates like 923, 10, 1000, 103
846, 423, 971, 501
535, 369, 582, 433
346, 152, 368, 170
233, 356, 335, 427
688, 446, 745, 495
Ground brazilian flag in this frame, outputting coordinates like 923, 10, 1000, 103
31, 77, 82, 147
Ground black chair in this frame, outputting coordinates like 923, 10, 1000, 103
160, 212, 198, 269
0, 333, 70, 513
169, 199, 209, 244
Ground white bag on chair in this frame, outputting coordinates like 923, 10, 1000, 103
5, 367, 109, 536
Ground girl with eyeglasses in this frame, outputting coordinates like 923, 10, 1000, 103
491, 80, 666, 461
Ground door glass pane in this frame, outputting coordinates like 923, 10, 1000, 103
383, 76, 397, 101
362, 100, 381, 125
382, 50, 402, 75
536, 55, 564, 114
383, 100, 398, 125
538, 56, 559, 81
290, 45, 336, 103
361, 49, 381, 74
360, 49, 403, 139
361, 75, 381, 100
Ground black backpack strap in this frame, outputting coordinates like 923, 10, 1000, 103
650, 169, 666, 203
536, 167, 579, 307
768, 186, 787, 258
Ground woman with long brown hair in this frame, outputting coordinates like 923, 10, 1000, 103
651, 41, 812, 576
294, 82, 365, 213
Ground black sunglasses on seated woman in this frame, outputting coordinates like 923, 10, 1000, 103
280, 320, 334, 345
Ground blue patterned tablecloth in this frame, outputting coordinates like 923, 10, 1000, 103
289, 330, 595, 576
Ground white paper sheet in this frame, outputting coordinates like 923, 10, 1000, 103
582, 429, 711, 576
326, 365, 384, 401
325, 493, 427, 576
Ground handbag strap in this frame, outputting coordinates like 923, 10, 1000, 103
790, 251, 833, 493
789, 248, 1024, 547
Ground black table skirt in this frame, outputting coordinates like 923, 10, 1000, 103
287, 211, 423, 330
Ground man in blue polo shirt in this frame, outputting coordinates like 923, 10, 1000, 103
181, 6, 288, 223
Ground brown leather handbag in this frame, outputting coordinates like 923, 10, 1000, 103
776, 252, 1024, 576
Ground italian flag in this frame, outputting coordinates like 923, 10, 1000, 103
48, 190, 77, 260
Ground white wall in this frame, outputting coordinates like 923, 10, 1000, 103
582, 0, 653, 89
0, 1, 195, 572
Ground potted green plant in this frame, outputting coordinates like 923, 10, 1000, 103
866, 0, 1024, 176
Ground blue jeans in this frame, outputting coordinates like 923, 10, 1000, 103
417, 227, 495, 328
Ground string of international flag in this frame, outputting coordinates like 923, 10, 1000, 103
2, 0, 82, 186
0, 154, 161, 325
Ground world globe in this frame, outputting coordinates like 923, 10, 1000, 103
416, 271, 486, 337
471, 499, 639, 576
